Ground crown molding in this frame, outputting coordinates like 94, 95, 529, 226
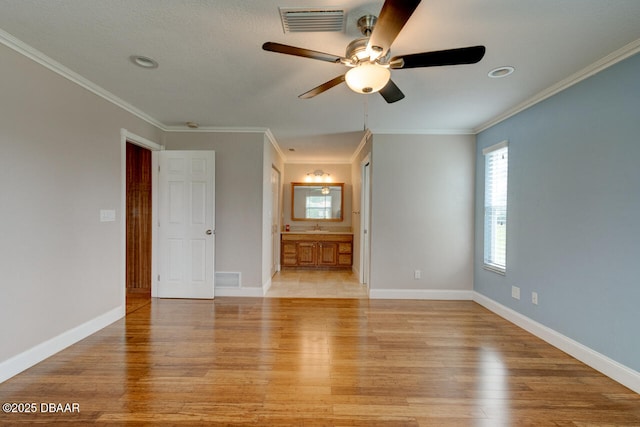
163, 125, 287, 161
0, 28, 166, 131
284, 159, 353, 165
264, 128, 286, 161
0, 27, 292, 158
4, 26, 637, 148
475, 37, 640, 133
163, 125, 269, 133
349, 129, 372, 164
370, 128, 476, 135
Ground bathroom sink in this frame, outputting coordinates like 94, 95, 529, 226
304, 230, 330, 233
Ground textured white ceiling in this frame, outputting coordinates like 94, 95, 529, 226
1, 0, 639, 162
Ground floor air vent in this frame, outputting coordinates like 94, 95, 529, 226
215, 272, 241, 288
279, 7, 345, 33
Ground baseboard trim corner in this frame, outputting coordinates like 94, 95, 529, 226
472, 292, 640, 394
262, 278, 272, 296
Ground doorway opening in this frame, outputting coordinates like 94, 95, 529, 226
121, 129, 161, 314
360, 155, 371, 287
126, 142, 152, 314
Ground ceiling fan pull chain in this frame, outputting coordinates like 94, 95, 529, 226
363, 96, 369, 131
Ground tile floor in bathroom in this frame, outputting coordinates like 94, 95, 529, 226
265, 269, 368, 299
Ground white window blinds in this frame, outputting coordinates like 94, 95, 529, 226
483, 141, 509, 273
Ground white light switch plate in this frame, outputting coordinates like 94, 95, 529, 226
100, 209, 116, 222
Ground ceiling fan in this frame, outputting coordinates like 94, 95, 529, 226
262, 0, 486, 103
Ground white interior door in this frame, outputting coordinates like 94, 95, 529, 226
158, 151, 215, 299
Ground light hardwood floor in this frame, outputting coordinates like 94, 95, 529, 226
1, 292, 639, 425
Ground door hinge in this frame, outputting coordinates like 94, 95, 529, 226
157, 274, 160, 281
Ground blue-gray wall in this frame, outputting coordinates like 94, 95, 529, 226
474, 53, 640, 372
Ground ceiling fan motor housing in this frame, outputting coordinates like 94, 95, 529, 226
345, 38, 390, 65
345, 37, 370, 62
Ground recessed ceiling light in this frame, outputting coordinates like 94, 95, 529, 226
130, 55, 158, 69
488, 66, 515, 78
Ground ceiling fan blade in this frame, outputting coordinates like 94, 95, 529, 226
367, 0, 422, 57
262, 42, 344, 64
299, 75, 346, 99
378, 79, 405, 103
391, 46, 486, 69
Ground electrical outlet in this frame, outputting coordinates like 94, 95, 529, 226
512, 285, 520, 300
414, 270, 421, 279
532, 292, 538, 305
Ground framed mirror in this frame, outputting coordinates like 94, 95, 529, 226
291, 183, 344, 221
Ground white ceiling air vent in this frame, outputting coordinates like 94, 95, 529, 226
279, 7, 345, 33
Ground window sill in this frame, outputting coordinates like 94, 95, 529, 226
483, 264, 506, 276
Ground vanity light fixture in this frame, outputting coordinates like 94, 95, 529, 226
305, 169, 331, 183
321, 186, 331, 195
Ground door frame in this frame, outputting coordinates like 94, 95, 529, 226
120, 129, 162, 307
271, 165, 281, 276
359, 153, 372, 287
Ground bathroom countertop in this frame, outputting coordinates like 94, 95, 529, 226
283, 231, 353, 235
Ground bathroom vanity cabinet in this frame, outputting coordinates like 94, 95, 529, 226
281, 233, 353, 269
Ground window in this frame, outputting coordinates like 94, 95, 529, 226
483, 141, 508, 273
306, 195, 332, 219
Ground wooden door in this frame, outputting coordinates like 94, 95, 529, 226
126, 143, 152, 293
317, 242, 338, 266
158, 151, 215, 299
297, 242, 316, 266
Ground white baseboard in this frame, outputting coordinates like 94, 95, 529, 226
262, 278, 272, 296
473, 292, 640, 394
0, 305, 124, 383
215, 287, 264, 297
369, 289, 473, 300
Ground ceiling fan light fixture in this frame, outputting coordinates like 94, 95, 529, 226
345, 63, 390, 94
